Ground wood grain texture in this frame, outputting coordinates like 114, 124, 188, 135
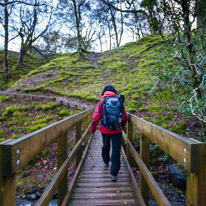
57, 133, 68, 205
140, 134, 150, 206
69, 130, 139, 206
128, 114, 198, 173
2, 107, 94, 176
122, 132, 171, 206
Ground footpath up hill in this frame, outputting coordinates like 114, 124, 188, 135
0, 35, 202, 141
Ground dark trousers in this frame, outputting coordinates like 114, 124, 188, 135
102, 132, 122, 176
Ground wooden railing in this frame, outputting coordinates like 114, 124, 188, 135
0, 107, 95, 206
122, 113, 206, 206
1, 109, 206, 206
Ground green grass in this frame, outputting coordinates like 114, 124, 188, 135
0, 98, 81, 140
0, 34, 200, 139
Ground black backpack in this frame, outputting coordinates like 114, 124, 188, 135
101, 94, 125, 130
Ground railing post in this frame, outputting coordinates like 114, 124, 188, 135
76, 121, 82, 167
0, 143, 2, 206
126, 120, 132, 165
186, 173, 198, 205
57, 132, 68, 206
186, 143, 206, 206
140, 134, 150, 206
84, 116, 89, 149
0, 140, 16, 206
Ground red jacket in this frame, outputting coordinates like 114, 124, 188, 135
90, 91, 127, 134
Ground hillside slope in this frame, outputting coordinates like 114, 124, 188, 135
1, 35, 202, 140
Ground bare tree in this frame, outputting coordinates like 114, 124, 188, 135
11, 0, 53, 70
0, 0, 53, 78
57, 0, 95, 57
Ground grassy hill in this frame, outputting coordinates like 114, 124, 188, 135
0, 35, 203, 141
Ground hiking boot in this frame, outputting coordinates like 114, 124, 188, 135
111, 175, 117, 182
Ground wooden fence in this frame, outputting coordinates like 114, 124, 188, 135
0, 109, 206, 205
123, 113, 206, 206
0, 107, 95, 206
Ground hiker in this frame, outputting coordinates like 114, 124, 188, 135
90, 85, 127, 181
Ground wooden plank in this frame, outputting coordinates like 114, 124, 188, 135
77, 177, 130, 183
84, 117, 89, 149
62, 134, 94, 205
140, 134, 150, 205
80, 170, 129, 175
0, 142, 3, 206
122, 132, 171, 206
0, 139, 14, 206
186, 173, 198, 206
2, 175, 16, 206
69, 198, 137, 205
128, 113, 198, 173
2, 107, 94, 176
197, 143, 206, 206
57, 133, 68, 205
126, 120, 133, 165
71, 192, 136, 199
34, 123, 92, 206
0, 91, 7, 96
77, 105, 84, 110
76, 121, 82, 167
69, 131, 139, 206
73, 186, 134, 193
79, 174, 129, 178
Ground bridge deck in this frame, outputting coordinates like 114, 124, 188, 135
69, 130, 139, 206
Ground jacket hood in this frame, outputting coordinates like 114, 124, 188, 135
103, 91, 117, 98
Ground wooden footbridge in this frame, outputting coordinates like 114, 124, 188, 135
0, 107, 206, 206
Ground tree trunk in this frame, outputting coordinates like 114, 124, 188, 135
16, 46, 26, 70
72, 0, 83, 57
98, 34, 103, 52
109, 7, 119, 47
4, 0, 10, 79
106, 20, 112, 50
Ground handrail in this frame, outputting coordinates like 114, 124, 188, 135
122, 131, 171, 206
121, 146, 146, 206
124, 113, 206, 206
1, 107, 95, 176
35, 123, 93, 206
62, 133, 94, 205
0, 106, 95, 206
1, 108, 205, 206
128, 113, 198, 173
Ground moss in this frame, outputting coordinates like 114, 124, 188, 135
0, 129, 7, 138
35, 102, 59, 111
171, 125, 184, 135
147, 105, 162, 112
34, 163, 40, 168
139, 106, 149, 112
0, 96, 11, 103
31, 117, 53, 125
0, 138, 6, 142
143, 117, 151, 121
59, 110, 71, 116
151, 171, 159, 180
42, 148, 50, 156
27, 123, 47, 133
126, 107, 137, 113
11, 135, 20, 139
